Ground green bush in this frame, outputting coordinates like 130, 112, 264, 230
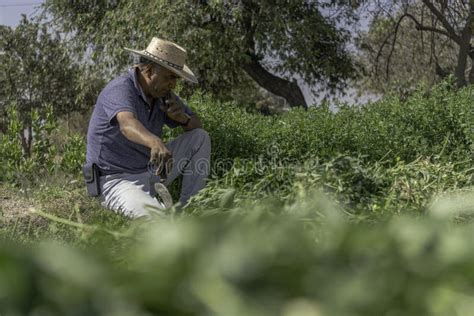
187, 154, 473, 218
187, 83, 472, 172
0, 103, 88, 184
3, 81, 471, 184
0, 104, 24, 182
60, 134, 86, 175
31, 105, 58, 174
179, 83, 472, 216
0, 104, 57, 183
2, 82, 471, 217
2, 190, 474, 315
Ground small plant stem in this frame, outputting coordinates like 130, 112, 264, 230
29, 208, 126, 239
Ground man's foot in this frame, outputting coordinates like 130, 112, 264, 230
154, 182, 173, 209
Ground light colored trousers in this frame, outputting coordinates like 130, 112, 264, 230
99, 128, 211, 218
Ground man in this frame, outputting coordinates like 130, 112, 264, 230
85, 37, 211, 218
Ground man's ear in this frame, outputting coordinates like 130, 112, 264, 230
140, 64, 154, 79
146, 64, 155, 78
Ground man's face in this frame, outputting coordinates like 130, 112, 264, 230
146, 64, 180, 98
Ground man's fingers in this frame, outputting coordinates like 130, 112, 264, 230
150, 145, 172, 176
158, 152, 173, 177
150, 157, 159, 169
153, 160, 163, 175
152, 151, 165, 175
156, 160, 165, 176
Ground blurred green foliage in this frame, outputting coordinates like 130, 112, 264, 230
2, 191, 474, 315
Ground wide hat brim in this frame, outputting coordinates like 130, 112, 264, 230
125, 47, 198, 84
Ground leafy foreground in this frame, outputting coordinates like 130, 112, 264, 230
2, 188, 474, 316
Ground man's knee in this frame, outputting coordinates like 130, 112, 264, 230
189, 128, 211, 148
189, 128, 209, 139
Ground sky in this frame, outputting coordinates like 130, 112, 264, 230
0, 0, 376, 107
0, 0, 43, 26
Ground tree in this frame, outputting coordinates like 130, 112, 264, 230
0, 16, 102, 156
358, 0, 473, 93
43, 0, 359, 108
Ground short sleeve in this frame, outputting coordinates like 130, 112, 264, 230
164, 94, 194, 129
98, 82, 138, 126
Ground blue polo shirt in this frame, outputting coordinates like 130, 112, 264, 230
86, 67, 193, 174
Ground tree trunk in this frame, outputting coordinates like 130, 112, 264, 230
20, 125, 32, 158
454, 16, 472, 87
239, 0, 307, 108
470, 6, 474, 85
242, 59, 308, 108
469, 57, 474, 84
420, 0, 473, 87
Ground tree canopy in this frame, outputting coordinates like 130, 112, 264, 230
43, 0, 360, 108
0, 16, 101, 154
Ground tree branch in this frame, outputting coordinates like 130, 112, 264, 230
415, 26, 453, 40
404, 13, 458, 43
421, 0, 461, 43
385, 14, 405, 79
241, 0, 259, 58
374, 28, 395, 79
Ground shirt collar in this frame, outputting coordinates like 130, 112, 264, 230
129, 67, 151, 105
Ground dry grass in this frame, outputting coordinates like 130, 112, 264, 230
0, 185, 34, 223
0, 178, 127, 243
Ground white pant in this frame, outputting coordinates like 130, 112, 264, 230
99, 128, 211, 218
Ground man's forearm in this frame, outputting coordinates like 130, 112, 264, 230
120, 117, 163, 148
183, 113, 202, 131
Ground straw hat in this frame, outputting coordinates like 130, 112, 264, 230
125, 37, 198, 84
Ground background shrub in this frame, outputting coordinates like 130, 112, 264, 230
183, 83, 473, 175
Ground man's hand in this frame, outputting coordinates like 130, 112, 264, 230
150, 139, 173, 178
160, 93, 190, 125
116, 111, 173, 177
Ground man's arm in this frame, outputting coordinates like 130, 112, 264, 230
161, 93, 203, 131
182, 113, 202, 131
116, 111, 171, 175
116, 111, 163, 148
